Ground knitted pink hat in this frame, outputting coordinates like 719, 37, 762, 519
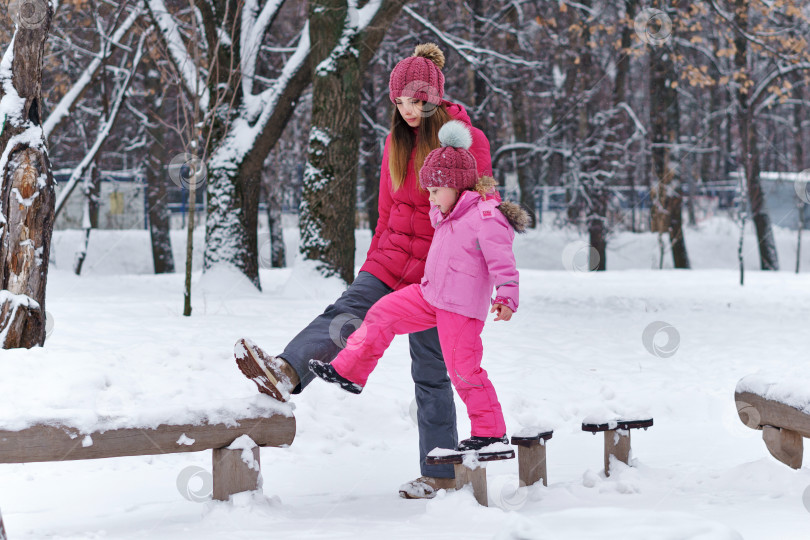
419, 120, 479, 191
389, 43, 445, 105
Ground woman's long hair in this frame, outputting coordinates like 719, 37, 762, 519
388, 102, 453, 191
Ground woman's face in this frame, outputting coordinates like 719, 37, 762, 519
395, 96, 423, 127
427, 186, 459, 214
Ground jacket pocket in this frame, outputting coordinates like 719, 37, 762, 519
441, 257, 483, 305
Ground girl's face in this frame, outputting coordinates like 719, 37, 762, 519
395, 97, 423, 127
428, 186, 459, 214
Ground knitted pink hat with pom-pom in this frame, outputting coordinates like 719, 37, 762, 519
419, 120, 479, 191
389, 43, 445, 105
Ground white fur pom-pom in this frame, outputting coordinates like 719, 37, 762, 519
438, 120, 473, 150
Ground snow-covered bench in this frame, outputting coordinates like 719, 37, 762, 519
0, 413, 295, 501
736, 373, 810, 469
582, 418, 653, 476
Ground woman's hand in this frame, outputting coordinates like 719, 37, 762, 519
490, 303, 513, 321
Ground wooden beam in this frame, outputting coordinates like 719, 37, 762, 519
0, 415, 295, 464
736, 391, 810, 438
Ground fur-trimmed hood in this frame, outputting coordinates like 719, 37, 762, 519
471, 176, 531, 233
496, 201, 531, 233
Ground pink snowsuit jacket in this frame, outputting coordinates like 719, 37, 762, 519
360, 101, 492, 290
420, 190, 519, 321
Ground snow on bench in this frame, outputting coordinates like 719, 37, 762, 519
0, 338, 297, 502
736, 372, 810, 469
581, 407, 653, 477
0, 411, 295, 501
0, 397, 295, 502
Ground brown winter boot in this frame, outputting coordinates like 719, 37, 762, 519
398, 476, 455, 499
234, 338, 300, 402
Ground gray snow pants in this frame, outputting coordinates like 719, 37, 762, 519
278, 271, 458, 479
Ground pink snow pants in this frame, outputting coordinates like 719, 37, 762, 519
330, 284, 507, 437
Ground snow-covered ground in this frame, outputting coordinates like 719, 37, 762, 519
1, 218, 810, 539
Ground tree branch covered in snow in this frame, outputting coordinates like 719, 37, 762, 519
43, 5, 142, 138
54, 29, 150, 218
144, 0, 210, 111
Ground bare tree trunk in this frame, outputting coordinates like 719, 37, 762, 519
262, 147, 286, 268
578, 0, 607, 271
469, 0, 493, 142
300, 0, 363, 284
74, 61, 107, 278
733, 0, 778, 270
361, 137, 380, 235
506, 4, 536, 228
299, 0, 408, 284
361, 74, 381, 235
794, 86, 804, 274
145, 61, 174, 274
0, 3, 56, 349
73, 162, 100, 276
649, 4, 690, 269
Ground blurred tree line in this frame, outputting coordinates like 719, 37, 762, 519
4, 0, 810, 289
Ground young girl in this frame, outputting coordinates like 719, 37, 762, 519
310, 120, 529, 452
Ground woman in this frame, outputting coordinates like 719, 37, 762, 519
235, 43, 493, 499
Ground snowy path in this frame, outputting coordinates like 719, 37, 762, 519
1, 260, 809, 538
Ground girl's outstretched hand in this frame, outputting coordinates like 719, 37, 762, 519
490, 303, 513, 321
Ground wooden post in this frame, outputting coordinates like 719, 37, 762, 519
212, 446, 262, 501
511, 431, 553, 487
518, 443, 547, 487
453, 462, 488, 506
428, 449, 514, 507
582, 419, 652, 477
762, 425, 803, 470
604, 429, 631, 476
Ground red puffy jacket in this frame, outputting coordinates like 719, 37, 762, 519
360, 101, 492, 290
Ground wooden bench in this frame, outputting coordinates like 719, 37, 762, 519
582, 419, 653, 476
426, 446, 514, 506
735, 389, 809, 469
0, 413, 295, 502
511, 430, 553, 487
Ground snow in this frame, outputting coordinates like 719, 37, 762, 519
1, 218, 810, 538
227, 435, 261, 473
737, 372, 810, 414
177, 434, 196, 446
